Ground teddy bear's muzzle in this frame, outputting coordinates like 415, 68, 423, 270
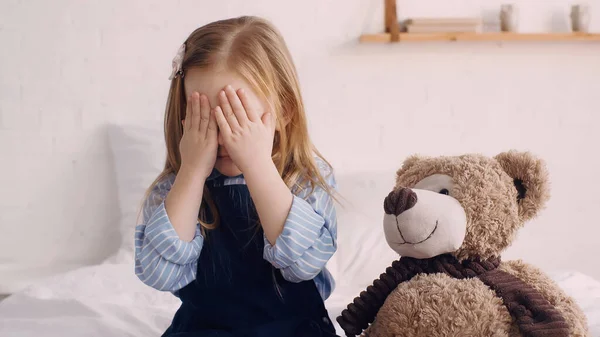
383, 186, 468, 259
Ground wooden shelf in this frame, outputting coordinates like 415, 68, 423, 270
360, 32, 600, 43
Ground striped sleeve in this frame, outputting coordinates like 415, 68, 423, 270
263, 159, 337, 283
134, 174, 203, 292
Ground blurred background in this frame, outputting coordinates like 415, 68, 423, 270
1, 0, 599, 301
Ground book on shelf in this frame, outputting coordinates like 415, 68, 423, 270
402, 17, 482, 33
406, 24, 481, 33
404, 17, 483, 26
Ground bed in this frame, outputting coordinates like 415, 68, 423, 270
1, 124, 600, 336
1, 260, 600, 336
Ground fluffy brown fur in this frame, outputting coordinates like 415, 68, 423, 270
495, 151, 550, 221
499, 260, 589, 336
341, 151, 589, 337
366, 273, 513, 337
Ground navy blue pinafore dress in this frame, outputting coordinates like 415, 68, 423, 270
162, 176, 338, 337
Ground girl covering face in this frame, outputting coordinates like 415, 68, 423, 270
134, 16, 339, 337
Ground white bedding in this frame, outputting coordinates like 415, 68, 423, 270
1, 261, 600, 336
0, 262, 346, 337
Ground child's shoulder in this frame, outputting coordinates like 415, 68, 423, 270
289, 154, 336, 198
313, 154, 333, 176
149, 172, 176, 195
313, 156, 335, 190
141, 173, 175, 217
306, 154, 336, 189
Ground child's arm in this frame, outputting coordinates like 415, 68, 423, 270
260, 159, 337, 282
135, 92, 216, 292
213, 86, 292, 244
164, 167, 206, 242
243, 160, 294, 245
213, 86, 337, 281
134, 174, 204, 291
167, 92, 218, 242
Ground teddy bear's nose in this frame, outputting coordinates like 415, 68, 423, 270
384, 188, 418, 216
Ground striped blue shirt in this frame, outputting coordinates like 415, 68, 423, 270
134, 159, 337, 300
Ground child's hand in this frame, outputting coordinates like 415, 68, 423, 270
214, 85, 275, 174
179, 92, 218, 180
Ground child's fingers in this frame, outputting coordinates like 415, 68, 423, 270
218, 90, 241, 131
199, 94, 210, 137
184, 95, 192, 132
191, 92, 201, 131
237, 88, 260, 123
262, 112, 275, 135
207, 108, 218, 141
225, 85, 250, 125
214, 106, 232, 137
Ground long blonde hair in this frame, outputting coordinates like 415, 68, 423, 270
147, 16, 334, 230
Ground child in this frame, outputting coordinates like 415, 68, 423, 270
134, 16, 338, 337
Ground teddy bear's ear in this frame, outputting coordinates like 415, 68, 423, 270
494, 151, 550, 221
395, 154, 425, 177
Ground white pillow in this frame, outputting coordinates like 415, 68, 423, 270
333, 171, 400, 290
105, 122, 166, 264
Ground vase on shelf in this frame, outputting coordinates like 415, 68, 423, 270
571, 5, 591, 32
500, 4, 519, 32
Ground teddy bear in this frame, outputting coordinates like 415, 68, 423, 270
337, 151, 589, 337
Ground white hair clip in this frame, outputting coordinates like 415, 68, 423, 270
168, 43, 186, 80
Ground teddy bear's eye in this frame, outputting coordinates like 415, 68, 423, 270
414, 174, 455, 195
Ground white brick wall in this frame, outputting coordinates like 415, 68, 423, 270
1, 0, 599, 292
